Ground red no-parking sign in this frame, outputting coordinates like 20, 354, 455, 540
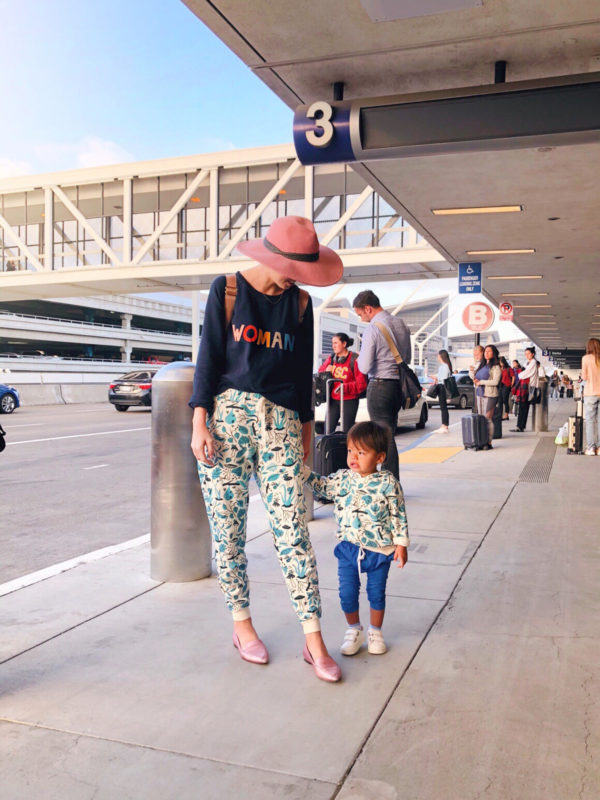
499, 301, 514, 322
462, 302, 494, 332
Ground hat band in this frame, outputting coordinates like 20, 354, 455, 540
263, 236, 320, 262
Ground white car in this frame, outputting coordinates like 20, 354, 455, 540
314, 388, 428, 434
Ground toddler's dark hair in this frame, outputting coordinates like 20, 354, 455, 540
347, 421, 390, 455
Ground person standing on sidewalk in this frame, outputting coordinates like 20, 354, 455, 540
511, 346, 540, 433
352, 290, 411, 479
498, 356, 513, 420
581, 337, 600, 455
318, 332, 367, 432
304, 421, 409, 657
473, 344, 502, 449
430, 349, 453, 434
190, 216, 342, 683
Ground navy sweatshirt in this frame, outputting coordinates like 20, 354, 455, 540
189, 272, 314, 423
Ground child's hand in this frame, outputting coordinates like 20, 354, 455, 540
394, 545, 407, 568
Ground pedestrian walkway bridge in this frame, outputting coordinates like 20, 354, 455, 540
0, 144, 451, 303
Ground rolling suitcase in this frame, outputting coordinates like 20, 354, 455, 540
313, 380, 347, 475
462, 413, 489, 450
567, 391, 584, 454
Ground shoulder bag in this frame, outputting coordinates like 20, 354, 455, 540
443, 375, 459, 398
374, 322, 422, 409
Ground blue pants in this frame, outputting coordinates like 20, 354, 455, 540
334, 540, 393, 613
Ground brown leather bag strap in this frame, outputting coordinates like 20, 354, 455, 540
374, 321, 404, 364
298, 288, 309, 324
224, 274, 237, 328
224, 275, 308, 328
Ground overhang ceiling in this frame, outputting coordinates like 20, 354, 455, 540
184, 0, 600, 356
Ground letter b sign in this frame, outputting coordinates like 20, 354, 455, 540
462, 302, 494, 332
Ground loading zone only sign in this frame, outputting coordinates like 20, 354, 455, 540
462, 302, 494, 332
458, 262, 482, 294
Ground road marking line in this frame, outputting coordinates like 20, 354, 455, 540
0, 534, 151, 597
2, 423, 42, 428
7, 426, 150, 446
83, 464, 109, 470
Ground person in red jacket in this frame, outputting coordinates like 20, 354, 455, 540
319, 332, 367, 432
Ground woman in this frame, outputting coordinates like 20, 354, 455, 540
190, 216, 343, 682
318, 332, 367, 432
498, 356, 513, 420
430, 349, 453, 434
473, 344, 502, 448
581, 337, 600, 455
511, 346, 540, 433
549, 370, 560, 400
511, 359, 523, 418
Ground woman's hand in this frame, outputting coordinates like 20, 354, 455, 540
473, 378, 480, 385
191, 407, 215, 464
394, 545, 408, 568
301, 421, 312, 462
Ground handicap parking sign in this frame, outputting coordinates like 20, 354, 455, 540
458, 262, 482, 294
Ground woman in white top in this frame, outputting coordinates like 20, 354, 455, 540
431, 349, 453, 433
511, 346, 540, 432
581, 337, 600, 455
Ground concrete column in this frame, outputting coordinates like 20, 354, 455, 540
120, 344, 132, 362
121, 313, 132, 329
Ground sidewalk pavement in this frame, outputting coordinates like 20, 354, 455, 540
2, 402, 599, 799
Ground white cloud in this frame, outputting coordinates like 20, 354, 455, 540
75, 136, 135, 168
0, 157, 34, 178
32, 137, 135, 173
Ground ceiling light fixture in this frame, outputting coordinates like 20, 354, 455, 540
513, 305, 552, 308
501, 292, 548, 297
520, 314, 555, 317
466, 249, 535, 255
487, 275, 542, 280
432, 205, 523, 215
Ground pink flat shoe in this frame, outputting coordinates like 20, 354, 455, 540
303, 644, 341, 683
232, 633, 269, 665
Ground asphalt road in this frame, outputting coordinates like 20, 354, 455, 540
0, 403, 152, 584
0, 401, 455, 585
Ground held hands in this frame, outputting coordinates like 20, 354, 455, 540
394, 545, 408, 568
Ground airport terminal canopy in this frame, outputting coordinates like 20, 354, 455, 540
186, 0, 600, 365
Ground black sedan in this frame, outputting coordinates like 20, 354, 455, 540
108, 369, 158, 411
423, 373, 475, 410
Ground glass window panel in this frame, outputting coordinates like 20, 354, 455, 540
133, 213, 154, 235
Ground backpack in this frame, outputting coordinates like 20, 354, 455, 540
224, 274, 309, 327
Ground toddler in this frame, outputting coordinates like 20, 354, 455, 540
305, 421, 409, 655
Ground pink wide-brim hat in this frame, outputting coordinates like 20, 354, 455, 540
236, 216, 343, 287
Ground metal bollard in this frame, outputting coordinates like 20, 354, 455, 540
151, 362, 212, 581
532, 379, 549, 432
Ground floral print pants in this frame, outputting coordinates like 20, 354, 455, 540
197, 389, 321, 633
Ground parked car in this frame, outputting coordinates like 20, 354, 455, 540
314, 390, 428, 434
0, 383, 20, 414
423, 372, 474, 410
108, 369, 158, 411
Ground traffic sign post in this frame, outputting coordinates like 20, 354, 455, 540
458, 262, 482, 294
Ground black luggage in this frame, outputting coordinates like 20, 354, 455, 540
567, 391, 584, 454
462, 413, 489, 450
313, 380, 347, 475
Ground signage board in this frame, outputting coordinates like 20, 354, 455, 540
499, 301, 514, 321
462, 302, 494, 332
458, 262, 482, 294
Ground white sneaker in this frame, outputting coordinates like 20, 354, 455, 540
584, 447, 597, 456
433, 426, 449, 434
367, 628, 387, 655
340, 626, 364, 656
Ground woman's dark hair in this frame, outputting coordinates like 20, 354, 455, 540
512, 360, 522, 369
347, 421, 390, 455
333, 332, 354, 348
438, 349, 453, 373
484, 344, 500, 367
524, 346, 539, 366
499, 356, 509, 369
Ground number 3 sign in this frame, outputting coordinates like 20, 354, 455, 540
293, 100, 355, 165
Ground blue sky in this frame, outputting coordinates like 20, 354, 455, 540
0, 0, 292, 176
